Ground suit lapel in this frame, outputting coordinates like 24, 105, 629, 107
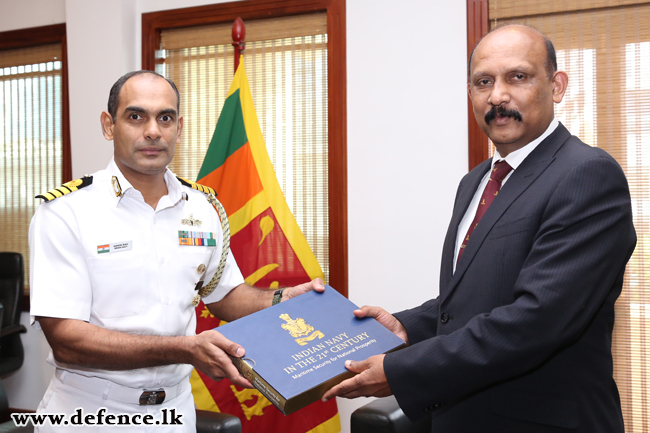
439, 159, 492, 291
441, 123, 572, 302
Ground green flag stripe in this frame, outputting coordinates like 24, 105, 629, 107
197, 89, 248, 179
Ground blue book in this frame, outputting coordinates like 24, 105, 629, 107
216, 285, 406, 415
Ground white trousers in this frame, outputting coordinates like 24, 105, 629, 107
34, 373, 196, 432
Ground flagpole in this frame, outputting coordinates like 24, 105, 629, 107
232, 17, 246, 73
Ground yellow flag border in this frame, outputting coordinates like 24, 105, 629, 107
227, 57, 325, 281
190, 369, 221, 412
228, 191, 267, 236
306, 412, 341, 433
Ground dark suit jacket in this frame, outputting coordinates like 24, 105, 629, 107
384, 123, 636, 433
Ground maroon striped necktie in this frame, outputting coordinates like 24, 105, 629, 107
457, 160, 513, 265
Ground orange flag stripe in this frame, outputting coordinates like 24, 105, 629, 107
197, 142, 264, 217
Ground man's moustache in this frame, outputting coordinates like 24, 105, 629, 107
136, 141, 166, 150
485, 106, 523, 124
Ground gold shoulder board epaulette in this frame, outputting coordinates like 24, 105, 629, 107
36, 176, 93, 202
176, 176, 217, 196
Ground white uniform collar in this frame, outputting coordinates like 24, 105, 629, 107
493, 117, 559, 170
161, 167, 183, 208
105, 158, 182, 208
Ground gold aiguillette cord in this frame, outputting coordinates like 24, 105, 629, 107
192, 193, 230, 307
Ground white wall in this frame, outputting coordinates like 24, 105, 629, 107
347, 1, 467, 310
1, 1, 468, 431
0, 0, 65, 31
343, 1, 468, 425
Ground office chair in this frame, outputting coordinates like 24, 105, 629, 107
0, 253, 27, 377
0, 252, 32, 432
196, 410, 242, 433
351, 396, 431, 433
0, 381, 32, 433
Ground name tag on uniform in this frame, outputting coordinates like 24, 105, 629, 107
178, 230, 217, 246
97, 241, 133, 254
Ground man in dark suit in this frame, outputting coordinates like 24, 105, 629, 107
322, 24, 636, 432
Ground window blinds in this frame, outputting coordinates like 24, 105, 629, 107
0, 43, 63, 293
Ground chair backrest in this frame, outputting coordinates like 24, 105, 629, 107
0, 253, 24, 329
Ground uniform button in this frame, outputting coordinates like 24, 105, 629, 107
441, 313, 449, 323
197, 264, 206, 274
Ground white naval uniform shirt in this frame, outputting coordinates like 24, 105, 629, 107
29, 159, 245, 389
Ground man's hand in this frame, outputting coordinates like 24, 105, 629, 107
38, 316, 252, 390
319, 306, 407, 401
189, 330, 253, 389
208, 278, 325, 321
280, 277, 326, 301
321, 354, 392, 401
354, 306, 409, 344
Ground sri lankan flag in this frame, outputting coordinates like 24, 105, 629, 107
190, 57, 340, 433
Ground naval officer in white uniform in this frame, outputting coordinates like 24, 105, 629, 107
29, 70, 324, 432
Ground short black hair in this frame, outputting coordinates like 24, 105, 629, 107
107, 70, 180, 122
468, 24, 557, 81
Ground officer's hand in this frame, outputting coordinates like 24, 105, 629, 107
280, 278, 325, 301
321, 354, 392, 401
190, 330, 253, 389
354, 306, 409, 344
